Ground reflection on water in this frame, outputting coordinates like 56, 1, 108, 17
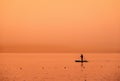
0, 53, 120, 81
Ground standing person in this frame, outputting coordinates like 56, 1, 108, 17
80, 54, 83, 61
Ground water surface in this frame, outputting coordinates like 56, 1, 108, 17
0, 53, 120, 81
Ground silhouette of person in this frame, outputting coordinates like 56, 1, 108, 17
80, 54, 83, 61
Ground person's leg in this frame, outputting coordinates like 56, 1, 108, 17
81, 58, 83, 61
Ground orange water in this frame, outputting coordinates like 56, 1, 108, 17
0, 53, 120, 81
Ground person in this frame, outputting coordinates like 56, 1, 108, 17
80, 54, 83, 61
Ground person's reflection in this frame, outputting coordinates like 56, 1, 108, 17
81, 62, 85, 71
81, 62, 85, 68
81, 62, 83, 67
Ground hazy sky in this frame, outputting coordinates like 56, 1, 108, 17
0, 0, 120, 53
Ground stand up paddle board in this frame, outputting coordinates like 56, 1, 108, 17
75, 60, 88, 62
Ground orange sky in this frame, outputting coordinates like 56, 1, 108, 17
0, 0, 120, 53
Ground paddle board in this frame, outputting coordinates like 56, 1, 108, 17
75, 60, 88, 62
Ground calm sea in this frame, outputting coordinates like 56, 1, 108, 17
0, 53, 120, 81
